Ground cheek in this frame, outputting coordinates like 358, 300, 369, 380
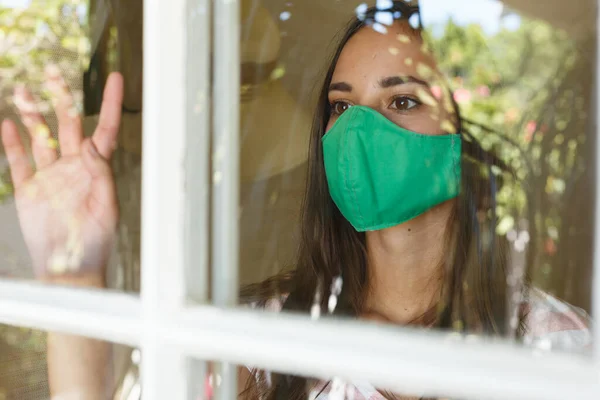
384, 110, 447, 136
439, 106, 457, 125
419, 117, 447, 135
325, 118, 335, 132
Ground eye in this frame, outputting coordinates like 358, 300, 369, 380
390, 96, 420, 111
331, 101, 352, 116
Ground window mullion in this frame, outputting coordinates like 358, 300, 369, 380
211, 0, 240, 310
166, 307, 600, 400
0, 280, 141, 345
185, 0, 212, 397
141, 0, 189, 398
185, 0, 211, 306
212, 0, 241, 397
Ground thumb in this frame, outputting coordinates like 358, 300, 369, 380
81, 138, 117, 213
82, 138, 112, 179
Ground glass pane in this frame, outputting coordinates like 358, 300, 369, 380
232, 0, 594, 357
0, 324, 136, 399
0, 0, 142, 292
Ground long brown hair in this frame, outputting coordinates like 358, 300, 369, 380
240, 2, 519, 398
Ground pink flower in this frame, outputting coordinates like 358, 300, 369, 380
430, 85, 443, 100
545, 238, 557, 256
453, 88, 472, 104
205, 374, 214, 399
476, 85, 490, 97
525, 121, 537, 135
524, 121, 537, 143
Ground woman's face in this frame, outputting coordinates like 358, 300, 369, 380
326, 21, 454, 135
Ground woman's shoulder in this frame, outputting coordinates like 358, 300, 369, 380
522, 287, 592, 353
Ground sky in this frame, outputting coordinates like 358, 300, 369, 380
0, 0, 31, 7
420, 0, 521, 35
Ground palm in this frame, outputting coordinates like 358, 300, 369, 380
2, 68, 123, 279
15, 158, 110, 277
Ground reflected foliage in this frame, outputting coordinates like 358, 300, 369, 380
0, 0, 90, 203
427, 17, 593, 308
0, 1, 88, 398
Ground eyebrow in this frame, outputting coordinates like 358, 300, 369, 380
328, 82, 353, 92
328, 75, 429, 93
379, 75, 429, 88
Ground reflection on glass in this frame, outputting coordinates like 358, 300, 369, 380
238, 0, 309, 286
0, 324, 135, 400
0, 325, 47, 399
237, 0, 593, 379
0, 0, 141, 292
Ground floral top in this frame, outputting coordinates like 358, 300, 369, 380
254, 288, 592, 400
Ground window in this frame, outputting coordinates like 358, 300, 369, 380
0, 0, 597, 399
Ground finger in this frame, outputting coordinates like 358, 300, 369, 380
93, 72, 124, 159
1, 119, 33, 188
13, 86, 58, 168
45, 64, 83, 156
81, 138, 118, 226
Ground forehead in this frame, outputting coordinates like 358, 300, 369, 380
332, 21, 435, 82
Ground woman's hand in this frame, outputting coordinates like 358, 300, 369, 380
1, 66, 124, 282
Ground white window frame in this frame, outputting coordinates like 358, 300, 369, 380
0, 0, 598, 399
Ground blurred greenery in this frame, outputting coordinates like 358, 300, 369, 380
426, 16, 593, 305
0, 0, 89, 204
0, 0, 89, 85
0, 1, 88, 398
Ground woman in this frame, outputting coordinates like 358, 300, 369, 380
1, 2, 590, 399
238, 3, 591, 399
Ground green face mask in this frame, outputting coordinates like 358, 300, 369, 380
322, 105, 461, 232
